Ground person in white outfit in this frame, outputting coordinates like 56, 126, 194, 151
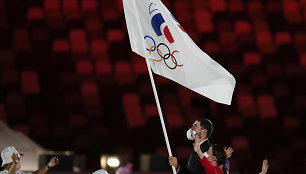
0, 146, 59, 174
93, 169, 108, 174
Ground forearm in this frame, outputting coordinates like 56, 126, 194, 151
34, 166, 49, 174
196, 150, 204, 160
8, 163, 18, 174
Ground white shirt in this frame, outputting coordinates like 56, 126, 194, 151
0, 170, 33, 174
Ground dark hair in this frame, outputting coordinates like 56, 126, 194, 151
212, 144, 227, 166
197, 118, 213, 138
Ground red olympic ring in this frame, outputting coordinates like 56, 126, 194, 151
171, 51, 183, 67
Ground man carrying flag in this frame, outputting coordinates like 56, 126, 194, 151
123, 0, 236, 173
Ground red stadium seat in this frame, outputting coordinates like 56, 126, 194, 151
69, 29, 88, 54
163, 95, 184, 129
13, 29, 31, 51
115, 61, 134, 84
232, 136, 249, 150
273, 84, 290, 98
21, 71, 40, 94
81, 0, 97, 12
195, 10, 214, 33
101, 1, 121, 21
283, 1, 303, 24
122, 93, 145, 128
228, 0, 244, 14
133, 61, 148, 75
203, 41, 220, 55
176, 146, 192, 161
63, 0, 79, 13
90, 39, 108, 55
244, 52, 261, 66
174, 0, 192, 23
144, 104, 158, 118
76, 60, 94, 76
70, 29, 87, 43
27, 8, 44, 21
300, 53, 306, 67
257, 95, 277, 119
225, 116, 242, 130
53, 40, 70, 53
209, 0, 227, 13
266, 1, 281, 14
86, 18, 103, 38
275, 32, 291, 45
81, 82, 98, 96
44, 0, 60, 12
247, 1, 262, 17
294, 32, 306, 51
46, 12, 66, 31
265, 63, 283, 77
234, 21, 251, 34
107, 29, 124, 43
95, 61, 112, 76
237, 94, 257, 117
256, 31, 275, 54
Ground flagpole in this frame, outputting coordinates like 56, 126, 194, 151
144, 58, 177, 174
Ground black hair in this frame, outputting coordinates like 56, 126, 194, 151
197, 118, 213, 138
212, 144, 227, 166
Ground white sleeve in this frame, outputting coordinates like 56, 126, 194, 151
204, 152, 209, 158
20, 171, 33, 174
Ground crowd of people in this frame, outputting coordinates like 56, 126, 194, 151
1, 118, 268, 174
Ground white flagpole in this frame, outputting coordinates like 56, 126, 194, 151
144, 58, 177, 174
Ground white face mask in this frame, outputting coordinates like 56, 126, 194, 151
186, 128, 202, 140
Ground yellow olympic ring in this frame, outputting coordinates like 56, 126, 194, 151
149, 46, 163, 62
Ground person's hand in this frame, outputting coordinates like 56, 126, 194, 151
48, 157, 59, 167
260, 159, 269, 174
225, 147, 233, 158
11, 153, 19, 163
168, 156, 178, 169
193, 134, 201, 153
207, 155, 216, 162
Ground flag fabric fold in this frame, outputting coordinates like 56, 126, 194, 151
123, 0, 236, 105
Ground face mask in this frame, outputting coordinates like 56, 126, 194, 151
186, 128, 202, 140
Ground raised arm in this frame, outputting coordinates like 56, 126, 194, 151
34, 157, 59, 174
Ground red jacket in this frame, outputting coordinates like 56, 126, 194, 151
200, 157, 224, 174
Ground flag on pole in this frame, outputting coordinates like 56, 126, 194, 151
123, 0, 236, 105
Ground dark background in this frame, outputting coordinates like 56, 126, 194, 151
0, 0, 305, 173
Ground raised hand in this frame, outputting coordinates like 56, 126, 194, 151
11, 153, 19, 163
193, 134, 201, 153
48, 157, 59, 167
260, 159, 269, 174
225, 147, 234, 158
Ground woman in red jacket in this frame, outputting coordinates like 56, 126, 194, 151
193, 135, 227, 174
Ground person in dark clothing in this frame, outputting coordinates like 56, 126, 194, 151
169, 118, 213, 174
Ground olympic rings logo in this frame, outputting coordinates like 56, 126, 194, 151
144, 35, 183, 69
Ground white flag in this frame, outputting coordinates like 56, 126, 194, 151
123, 0, 236, 105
